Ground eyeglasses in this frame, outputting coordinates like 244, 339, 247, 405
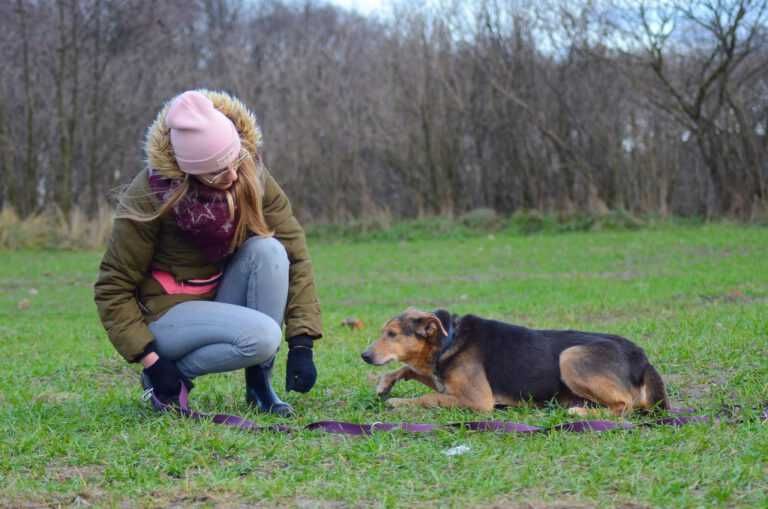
199, 163, 237, 185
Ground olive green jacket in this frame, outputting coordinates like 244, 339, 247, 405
94, 91, 322, 362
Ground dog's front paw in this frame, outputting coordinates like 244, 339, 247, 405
376, 380, 395, 398
385, 397, 409, 408
376, 376, 395, 397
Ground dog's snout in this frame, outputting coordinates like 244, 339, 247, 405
361, 350, 374, 364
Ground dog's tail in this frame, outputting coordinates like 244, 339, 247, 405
640, 364, 669, 411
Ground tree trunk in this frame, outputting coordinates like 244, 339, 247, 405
16, 0, 38, 216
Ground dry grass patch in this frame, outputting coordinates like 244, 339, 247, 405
0, 205, 112, 250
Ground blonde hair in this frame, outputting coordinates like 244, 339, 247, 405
116, 148, 272, 255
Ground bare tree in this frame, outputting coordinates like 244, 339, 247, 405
616, 0, 768, 216
14, 0, 40, 216
1, 0, 766, 224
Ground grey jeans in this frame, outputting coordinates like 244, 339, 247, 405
148, 236, 289, 379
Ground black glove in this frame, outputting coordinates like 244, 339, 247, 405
143, 355, 190, 401
285, 335, 317, 393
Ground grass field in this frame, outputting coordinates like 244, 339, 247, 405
1, 223, 766, 508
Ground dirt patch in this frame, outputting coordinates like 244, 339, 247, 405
69, 488, 107, 507
251, 460, 291, 477
165, 494, 218, 509
1, 499, 49, 509
660, 371, 757, 418
46, 463, 105, 483
478, 502, 594, 509
0, 280, 28, 291
151, 492, 352, 509
0, 500, 44, 509
1, 487, 107, 509
574, 271, 642, 281
291, 499, 354, 509
478, 501, 651, 509
33, 391, 82, 404
91, 357, 139, 388
699, 288, 759, 304
663, 371, 732, 402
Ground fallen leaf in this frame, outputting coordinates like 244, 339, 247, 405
341, 317, 365, 330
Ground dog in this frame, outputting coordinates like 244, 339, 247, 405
361, 308, 669, 415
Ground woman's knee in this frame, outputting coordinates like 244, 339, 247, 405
238, 236, 288, 268
236, 318, 282, 363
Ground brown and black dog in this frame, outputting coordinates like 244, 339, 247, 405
361, 308, 669, 415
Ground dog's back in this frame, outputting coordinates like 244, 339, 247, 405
438, 313, 668, 409
442, 314, 563, 401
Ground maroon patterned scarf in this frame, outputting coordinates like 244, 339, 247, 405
148, 171, 236, 263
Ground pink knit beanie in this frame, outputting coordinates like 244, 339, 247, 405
165, 91, 242, 175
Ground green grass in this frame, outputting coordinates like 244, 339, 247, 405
0, 223, 766, 508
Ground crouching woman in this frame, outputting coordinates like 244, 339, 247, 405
94, 90, 322, 417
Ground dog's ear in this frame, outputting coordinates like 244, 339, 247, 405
413, 313, 448, 340
433, 309, 453, 332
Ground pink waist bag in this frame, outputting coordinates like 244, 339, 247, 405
151, 270, 222, 296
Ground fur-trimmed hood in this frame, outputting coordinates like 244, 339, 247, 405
144, 89, 263, 177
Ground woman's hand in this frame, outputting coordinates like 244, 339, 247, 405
144, 356, 189, 401
140, 343, 189, 401
285, 335, 317, 393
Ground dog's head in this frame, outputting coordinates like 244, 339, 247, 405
361, 307, 449, 366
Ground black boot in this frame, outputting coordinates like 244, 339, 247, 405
245, 357, 294, 417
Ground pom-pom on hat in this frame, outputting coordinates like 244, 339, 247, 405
165, 90, 242, 175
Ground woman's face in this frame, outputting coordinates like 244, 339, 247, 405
196, 162, 239, 190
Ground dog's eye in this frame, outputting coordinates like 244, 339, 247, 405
387, 331, 396, 338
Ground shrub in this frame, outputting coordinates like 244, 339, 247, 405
459, 208, 502, 230
0, 205, 113, 250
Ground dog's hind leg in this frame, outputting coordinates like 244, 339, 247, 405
376, 367, 437, 397
637, 364, 670, 411
559, 345, 640, 417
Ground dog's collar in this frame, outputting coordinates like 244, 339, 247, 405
430, 317, 458, 385
438, 326, 456, 356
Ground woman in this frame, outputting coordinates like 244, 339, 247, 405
94, 90, 322, 417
